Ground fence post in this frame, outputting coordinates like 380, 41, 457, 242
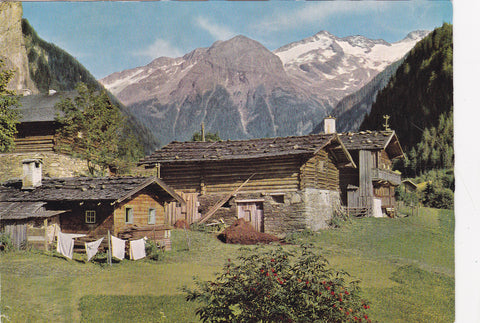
44, 219, 48, 251
107, 230, 112, 266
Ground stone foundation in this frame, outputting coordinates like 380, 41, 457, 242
0, 152, 92, 181
197, 189, 341, 238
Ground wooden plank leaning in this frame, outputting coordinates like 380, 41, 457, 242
197, 173, 255, 224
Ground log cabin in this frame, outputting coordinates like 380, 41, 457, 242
0, 159, 185, 250
138, 134, 356, 237
322, 118, 405, 217
14, 91, 77, 153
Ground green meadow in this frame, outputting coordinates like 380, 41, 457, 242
0, 207, 454, 322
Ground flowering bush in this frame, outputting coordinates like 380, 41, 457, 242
185, 245, 371, 322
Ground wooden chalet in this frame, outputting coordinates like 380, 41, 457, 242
337, 130, 404, 217
13, 91, 76, 153
0, 159, 185, 250
138, 134, 355, 237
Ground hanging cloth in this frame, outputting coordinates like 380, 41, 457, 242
111, 235, 126, 260
85, 238, 104, 261
56, 232, 86, 259
129, 238, 147, 260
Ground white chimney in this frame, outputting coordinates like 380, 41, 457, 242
22, 159, 42, 189
324, 116, 336, 134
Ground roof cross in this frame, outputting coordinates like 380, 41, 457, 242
383, 115, 391, 131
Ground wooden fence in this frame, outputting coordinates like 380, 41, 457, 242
165, 192, 200, 226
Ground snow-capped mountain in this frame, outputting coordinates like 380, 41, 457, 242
274, 30, 430, 105
100, 30, 429, 145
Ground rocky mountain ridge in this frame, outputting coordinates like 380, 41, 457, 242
274, 30, 430, 107
102, 36, 328, 145
101, 30, 428, 145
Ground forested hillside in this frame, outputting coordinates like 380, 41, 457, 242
22, 19, 99, 93
361, 23, 453, 208
360, 23, 452, 156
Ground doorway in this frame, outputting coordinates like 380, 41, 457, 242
237, 201, 264, 232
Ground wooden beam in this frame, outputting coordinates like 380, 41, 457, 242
197, 173, 255, 224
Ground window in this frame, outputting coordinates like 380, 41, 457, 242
271, 194, 285, 204
148, 208, 156, 224
125, 207, 134, 224
85, 210, 96, 224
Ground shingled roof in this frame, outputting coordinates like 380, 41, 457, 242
138, 133, 355, 167
0, 176, 185, 205
16, 91, 77, 123
337, 130, 404, 159
0, 201, 66, 220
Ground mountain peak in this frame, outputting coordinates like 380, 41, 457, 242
212, 34, 267, 50
400, 30, 430, 42
313, 30, 335, 38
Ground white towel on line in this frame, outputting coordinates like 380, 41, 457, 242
56, 232, 86, 259
111, 235, 126, 260
129, 237, 147, 260
85, 238, 104, 261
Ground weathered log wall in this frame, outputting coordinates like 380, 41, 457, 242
160, 156, 302, 194
301, 150, 339, 191
58, 201, 114, 238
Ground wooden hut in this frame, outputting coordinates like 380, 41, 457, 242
13, 92, 77, 153
0, 160, 185, 250
138, 134, 355, 237
0, 201, 64, 249
337, 130, 404, 217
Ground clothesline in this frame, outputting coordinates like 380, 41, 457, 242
56, 231, 147, 262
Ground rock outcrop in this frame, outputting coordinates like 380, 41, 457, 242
0, 2, 37, 95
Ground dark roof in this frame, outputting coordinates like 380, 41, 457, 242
139, 133, 355, 167
337, 130, 404, 159
0, 176, 184, 205
0, 201, 66, 220
16, 91, 77, 123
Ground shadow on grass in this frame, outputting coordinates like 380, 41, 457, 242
79, 295, 198, 323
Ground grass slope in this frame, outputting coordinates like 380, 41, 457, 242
0, 207, 454, 322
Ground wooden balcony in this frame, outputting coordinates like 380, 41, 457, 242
371, 168, 401, 185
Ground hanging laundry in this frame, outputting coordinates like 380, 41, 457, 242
56, 232, 86, 259
111, 235, 126, 260
85, 238, 104, 261
129, 237, 147, 260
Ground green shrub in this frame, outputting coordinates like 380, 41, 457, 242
185, 245, 372, 323
0, 233, 14, 252
422, 183, 454, 209
145, 239, 165, 261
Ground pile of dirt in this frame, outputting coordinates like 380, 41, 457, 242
217, 218, 279, 245
174, 219, 189, 229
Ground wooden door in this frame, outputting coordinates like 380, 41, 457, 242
4, 221, 27, 249
237, 202, 264, 232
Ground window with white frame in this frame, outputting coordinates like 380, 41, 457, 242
85, 210, 96, 224
125, 207, 134, 224
148, 208, 156, 224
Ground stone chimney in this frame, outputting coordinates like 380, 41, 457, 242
22, 159, 42, 189
324, 116, 336, 134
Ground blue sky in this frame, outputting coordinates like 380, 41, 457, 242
23, 1, 452, 79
